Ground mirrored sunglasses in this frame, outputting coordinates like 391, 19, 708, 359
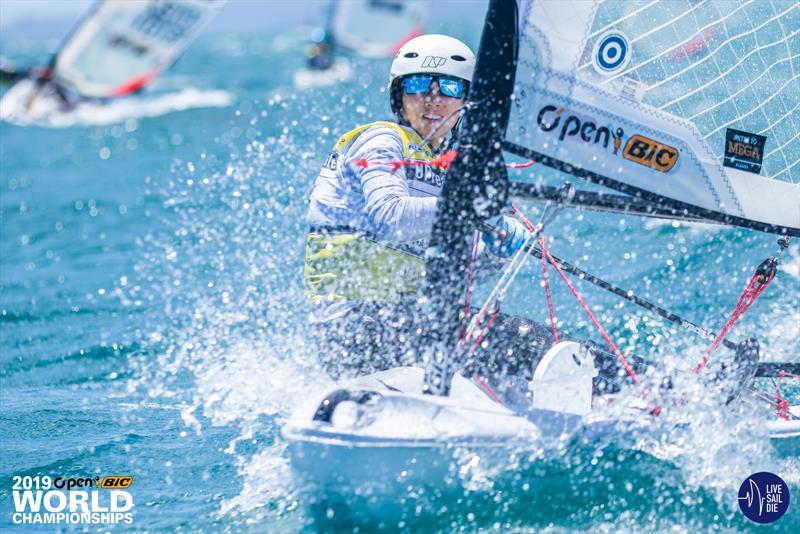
402, 75, 466, 99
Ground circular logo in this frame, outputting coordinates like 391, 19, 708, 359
592, 31, 631, 74
738, 472, 790, 524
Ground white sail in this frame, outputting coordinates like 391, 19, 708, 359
506, 0, 799, 234
331, 0, 425, 59
53, 0, 226, 98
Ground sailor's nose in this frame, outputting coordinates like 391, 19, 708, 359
424, 81, 443, 103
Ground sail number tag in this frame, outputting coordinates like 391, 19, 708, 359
623, 135, 679, 173
724, 129, 766, 175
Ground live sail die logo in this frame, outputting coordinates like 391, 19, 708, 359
10, 475, 135, 526
737, 472, 790, 524
723, 128, 766, 174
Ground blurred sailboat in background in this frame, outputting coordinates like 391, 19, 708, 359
294, 0, 426, 90
1, 0, 228, 126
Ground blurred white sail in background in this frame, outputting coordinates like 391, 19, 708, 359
332, 0, 426, 59
55, 0, 227, 98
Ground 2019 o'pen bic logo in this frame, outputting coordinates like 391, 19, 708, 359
11, 475, 135, 526
623, 134, 679, 172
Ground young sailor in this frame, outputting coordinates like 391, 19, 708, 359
305, 35, 555, 390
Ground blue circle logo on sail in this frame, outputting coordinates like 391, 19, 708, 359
593, 31, 631, 74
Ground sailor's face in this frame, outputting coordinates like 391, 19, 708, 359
402, 81, 463, 147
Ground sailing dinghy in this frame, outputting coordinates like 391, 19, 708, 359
294, 0, 426, 90
0, 0, 226, 125
286, 0, 800, 514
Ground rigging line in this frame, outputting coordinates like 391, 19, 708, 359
541, 244, 641, 385
704, 74, 799, 139
521, 242, 738, 351
462, 203, 563, 347
658, 29, 799, 110
687, 51, 800, 121
694, 238, 788, 373
459, 230, 482, 341
539, 235, 559, 344
462, 214, 546, 344
594, 0, 756, 82
645, 5, 798, 93
747, 387, 800, 421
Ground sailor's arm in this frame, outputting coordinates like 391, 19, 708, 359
348, 128, 437, 242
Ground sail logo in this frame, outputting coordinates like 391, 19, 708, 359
622, 135, 679, 173
592, 30, 632, 74
738, 472, 790, 524
421, 56, 447, 68
100, 477, 133, 489
536, 105, 624, 152
723, 128, 767, 175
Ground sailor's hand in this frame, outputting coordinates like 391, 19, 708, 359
481, 216, 530, 257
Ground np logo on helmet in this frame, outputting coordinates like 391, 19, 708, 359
421, 56, 447, 68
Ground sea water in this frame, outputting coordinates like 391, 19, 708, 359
1, 13, 799, 534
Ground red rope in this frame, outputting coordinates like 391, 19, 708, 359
460, 231, 482, 341
508, 203, 639, 384
506, 160, 535, 169
542, 246, 641, 385
693, 265, 776, 373
775, 371, 800, 420
540, 235, 559, 344
474, 373, 503, 403
356, 151, 533, 173
356, 150, 458, 172
509, 202, 536, 232
471, 306, 500, 350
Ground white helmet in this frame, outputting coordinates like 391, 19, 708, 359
389, 34, 476, 114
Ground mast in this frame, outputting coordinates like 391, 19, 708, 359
422, 0, 518, 395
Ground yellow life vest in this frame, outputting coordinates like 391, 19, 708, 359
304, 121, 441, 303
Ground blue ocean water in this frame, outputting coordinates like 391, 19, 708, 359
1, 14, 799, 534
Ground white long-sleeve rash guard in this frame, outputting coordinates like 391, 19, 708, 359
307, 123, 439, 251
306, 123, 502, 322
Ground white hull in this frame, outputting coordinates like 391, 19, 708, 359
286, 366, 799, 498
